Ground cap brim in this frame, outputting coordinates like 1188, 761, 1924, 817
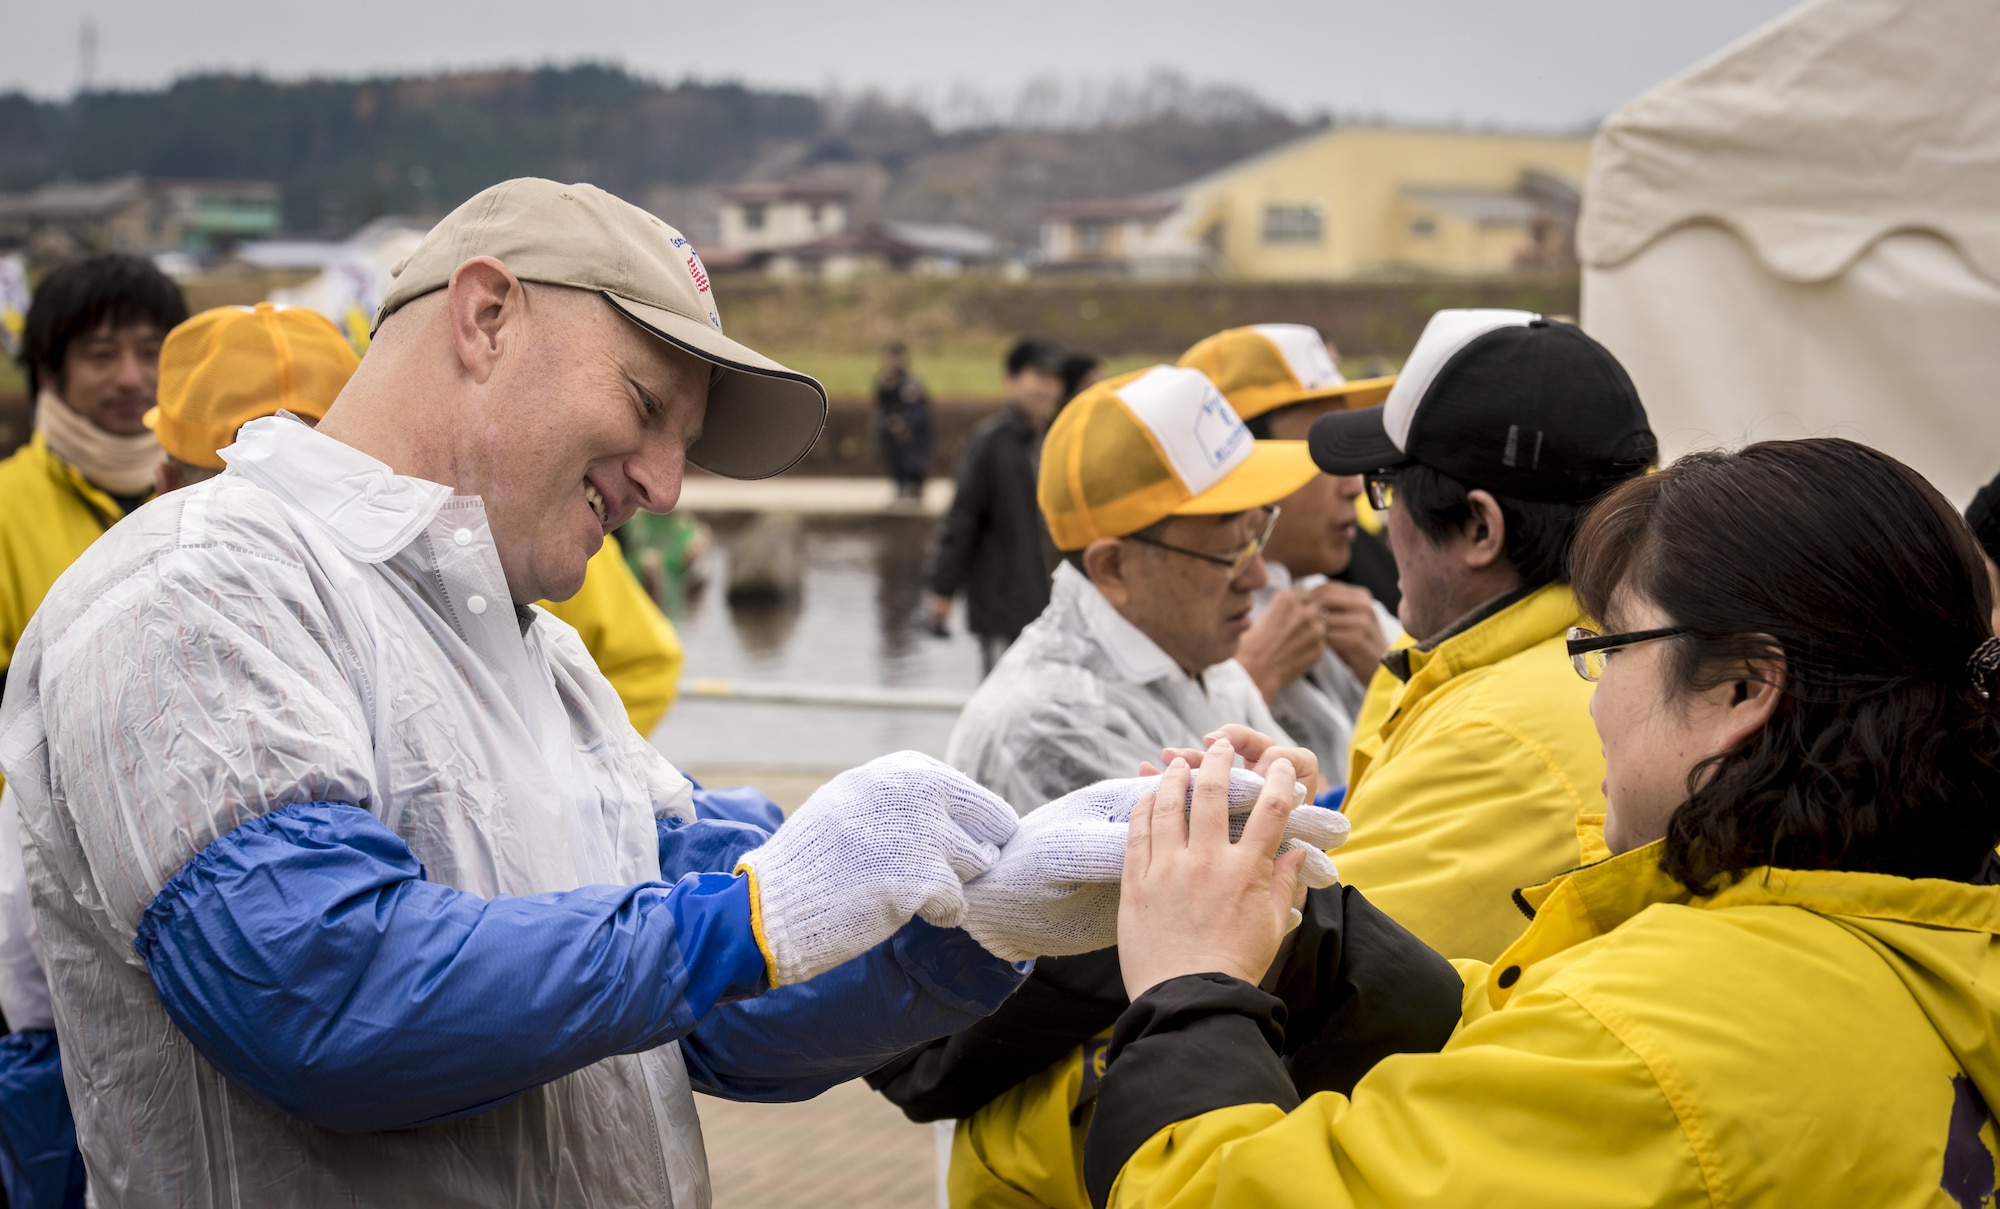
1174, 440, 1320, 516
1308, 406, 1408, 475
604, 292, 828, 480
1295, 373, 1396, 411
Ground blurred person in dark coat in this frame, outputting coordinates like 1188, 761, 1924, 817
924, 339, 1066, 673
874, 341, 933, 500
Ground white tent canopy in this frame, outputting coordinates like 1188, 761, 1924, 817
1579, 0, 2000, 505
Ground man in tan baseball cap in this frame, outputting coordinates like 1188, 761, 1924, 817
0, 179, 1083, 1207
336, 176, 829, 606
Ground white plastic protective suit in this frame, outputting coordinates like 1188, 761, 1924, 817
946, 561, 1291, 814
0, 785, 51, 1031
0, 415, 720, 1207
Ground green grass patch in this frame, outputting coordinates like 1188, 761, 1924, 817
0, 358, 22, 393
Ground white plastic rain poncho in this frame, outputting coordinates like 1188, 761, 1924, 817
946, 562, 1290, 814
0, 415, 1023, 1207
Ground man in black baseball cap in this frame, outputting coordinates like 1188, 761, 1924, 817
1300, 309, 1656, 965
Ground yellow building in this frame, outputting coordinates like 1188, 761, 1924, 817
1039, 126, 1592, 281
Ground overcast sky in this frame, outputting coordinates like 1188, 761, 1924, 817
7, 0, 1802, 128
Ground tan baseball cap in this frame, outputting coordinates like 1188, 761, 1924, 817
377, 178, 827, 480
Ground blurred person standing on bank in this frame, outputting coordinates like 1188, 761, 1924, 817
874, 340, 934, 500
925, 338, 1067, 673
0, 255, 187, 716
1180, 325, 1400, 779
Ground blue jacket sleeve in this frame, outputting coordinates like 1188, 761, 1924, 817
656, 815, 771, 881
133, 801, 768, 1133
681, 916, 1031, 1102
0, 1030, 85, 1209
689, 784, 788, 834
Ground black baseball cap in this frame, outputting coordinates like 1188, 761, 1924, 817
1308, 309, 1656, 504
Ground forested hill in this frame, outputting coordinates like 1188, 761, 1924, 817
0, 67, 821, 234
0, 65, 1306, 242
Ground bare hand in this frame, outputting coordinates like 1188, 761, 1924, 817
925, 594, 954, 623
1118, 740, 1309, 999
1233, 591, 1327, 703
1306, 581, 1389, 685
1146, 724, 1321, 799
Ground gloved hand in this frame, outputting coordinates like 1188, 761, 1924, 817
959, 769, 1348, 962
736, 752, 1020, 986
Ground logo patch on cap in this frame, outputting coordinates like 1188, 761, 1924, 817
1192, 389, 1250, 470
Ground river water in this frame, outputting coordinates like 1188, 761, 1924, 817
651, 514, 987, 771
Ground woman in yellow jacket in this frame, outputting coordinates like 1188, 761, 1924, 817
1091, 437, 2000, 1208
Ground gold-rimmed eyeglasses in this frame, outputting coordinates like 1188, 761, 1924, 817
1127, 506, 1281, 579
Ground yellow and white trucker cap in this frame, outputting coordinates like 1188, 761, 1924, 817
1039, 365, 1319, 551
376, 178, 827, 480
1176, 324, 1395, 422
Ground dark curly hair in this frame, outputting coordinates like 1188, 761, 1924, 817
1569, 438, 2000, 893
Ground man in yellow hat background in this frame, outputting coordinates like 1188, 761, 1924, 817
1178, 324, 1400, 779
942, 363, 1319, 814
877, 367, 1463, 1209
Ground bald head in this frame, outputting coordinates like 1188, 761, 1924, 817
317, 256, 710, 603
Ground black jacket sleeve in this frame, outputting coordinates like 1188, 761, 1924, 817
1273, 884, 1464, 1096
866, 947, 1126, 1122
926, 426, 993, 600
1081, 887, 1464, 1207
1082, 974, 1296, 1208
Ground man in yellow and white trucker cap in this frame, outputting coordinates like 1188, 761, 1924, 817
945, 363, 1319, 814
0, 178, 1122, 1207
1177, 324, 1402, 778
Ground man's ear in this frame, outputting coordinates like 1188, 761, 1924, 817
1461, 489, 1509, 571
445, 257, 526, 385
1082, 539, 1131, 607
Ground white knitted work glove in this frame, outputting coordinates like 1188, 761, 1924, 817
959, 770, 1349, 962
735, 751, 1019, 986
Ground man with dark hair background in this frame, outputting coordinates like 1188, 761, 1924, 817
873, 340, 933, 500
1305, 308, 1657, 962
924, 338, 1068, 673
0, 253, 187, 714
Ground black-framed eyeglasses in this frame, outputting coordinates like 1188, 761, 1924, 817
1565, 625, 1688, 682
1364, 472, 1398, 511
1127, 506, 1281, 578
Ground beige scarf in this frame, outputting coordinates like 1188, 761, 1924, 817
35, 388, 162, 496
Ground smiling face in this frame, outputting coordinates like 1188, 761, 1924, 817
456, 287, 710, 604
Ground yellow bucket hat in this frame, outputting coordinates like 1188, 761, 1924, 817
148, 302, 359, 469
1038, 365, 1319, 551
1177, 323, 1394, 422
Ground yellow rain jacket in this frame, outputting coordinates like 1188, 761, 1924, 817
0, 432, 139, 678
540, 534, 685, 737
1095, 841, 2000, 1208
0, 433, 143, 794
1336, 582, 1608, 961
